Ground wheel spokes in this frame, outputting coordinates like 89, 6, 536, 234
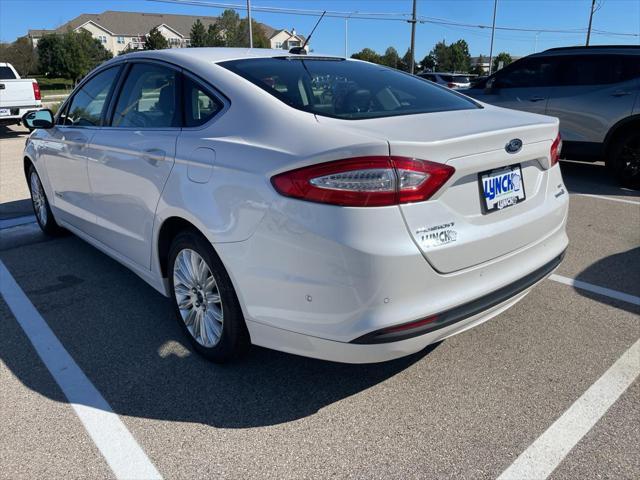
172, 248, 224, 348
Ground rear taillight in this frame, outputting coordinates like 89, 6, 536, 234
271, 156, 455, 207
550, 133, 562, 167
32, 82, 41, 101
447, 83, 456, 88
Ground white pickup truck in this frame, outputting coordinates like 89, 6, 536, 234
0, 62, 42, 128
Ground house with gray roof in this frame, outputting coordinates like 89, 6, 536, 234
25, 10, 294, 55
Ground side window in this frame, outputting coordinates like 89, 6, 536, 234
183, 77, 223, 127
62, 66, 120, 126
112, 63, 179, 128
494, 57, 557, 88
617, 55, 640, 83
556, 55, 618, 86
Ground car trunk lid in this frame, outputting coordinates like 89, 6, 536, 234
317, 106, 561, 273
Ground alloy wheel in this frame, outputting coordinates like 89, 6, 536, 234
172, 248, 224, 347
30, 171, 48, 227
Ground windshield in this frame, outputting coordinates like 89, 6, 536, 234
220, 57, 479, 120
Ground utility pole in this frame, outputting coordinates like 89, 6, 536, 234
586, 0, 596, 46
345, 17, 348, 57
488, 0, 498, 75
409, 0, 417, 74
247, 0, 253, 48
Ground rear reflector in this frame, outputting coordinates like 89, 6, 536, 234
550, 133, 562, 167
271, 156, 455, 207
32, 82, 41, 101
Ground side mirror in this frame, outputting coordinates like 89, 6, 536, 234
484, 77, 495, 94
22, 109, 54, 129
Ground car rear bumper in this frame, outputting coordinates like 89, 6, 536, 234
351, 251, 564, 345
0, 105, 42, 123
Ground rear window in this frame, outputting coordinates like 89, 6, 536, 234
0, 66, 17, 79
220, 57, 479, 120
441, 75, 470, 83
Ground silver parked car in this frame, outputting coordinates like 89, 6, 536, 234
466, 46, 640, 187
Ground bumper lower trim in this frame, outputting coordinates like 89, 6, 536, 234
351, 251, 565, 345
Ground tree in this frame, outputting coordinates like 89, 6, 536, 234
401, 48, 413, 72
470, 54, 485, 75
449, 39, 471, 72
216, 9, 241, 47
37, 30, 111, 83
380, 47, 400, 69
350, 48, 381, 64
0, 37, 38, 76
237, 18, 270, 48
492, 52, 513, 72
420, 52, 436, 72
205, 24, 224, 47
429, 40, 450, 72
144, 26, 168, 50
190, 19, 207, 47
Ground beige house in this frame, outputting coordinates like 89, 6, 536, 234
269, 29, 307, 52
26, 10, 279, 55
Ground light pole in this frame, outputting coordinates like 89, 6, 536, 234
247, 0, 253, 48
488, 0, 498, 76
409, 0, 417, 74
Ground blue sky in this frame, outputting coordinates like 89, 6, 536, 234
1, 0, 639, 58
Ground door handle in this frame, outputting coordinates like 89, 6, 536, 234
529, 96, 546, 102
611, 91, 632, 97
142, 148, 165, 166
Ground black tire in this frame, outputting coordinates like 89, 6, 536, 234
609, 130, 640, 189
27, 164, 63, 235
168, 230, 250, 362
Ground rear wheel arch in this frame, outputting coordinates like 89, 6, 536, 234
604, 115, 640, 162
157, 217, 204, 278
23, 156, 34, 181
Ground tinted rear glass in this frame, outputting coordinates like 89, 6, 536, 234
221, 57, 479, 119
441, 75, 470, 83
0, 66, 17, 79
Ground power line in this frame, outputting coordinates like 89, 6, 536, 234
146, 0, 640, 37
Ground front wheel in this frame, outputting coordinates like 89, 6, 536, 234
28, 164, 62, 235
609, 131, 640, 189
168, 231, 250, 362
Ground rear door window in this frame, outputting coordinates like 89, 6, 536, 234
112, 63, 180, 128
555, 54, 640, 86
183, 76, 224, 127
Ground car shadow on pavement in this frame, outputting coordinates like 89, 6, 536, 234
0, 199, 33, 220
0, 235, 435, 429
572, 246, 640, 316
560, 160, 640, 196
0, 125, 29, 139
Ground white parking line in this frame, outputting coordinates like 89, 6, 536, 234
0, 215, 36, 229
0, 260, 162, 480
572, 193, 640, 206
497, 338, 640, 480
549, 274, 640, 306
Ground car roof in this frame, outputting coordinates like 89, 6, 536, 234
420, 72, 470, 76
110, 47, 344, 64
534, 45, 640, 57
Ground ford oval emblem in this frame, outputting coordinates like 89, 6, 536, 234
505, 138, 523, 154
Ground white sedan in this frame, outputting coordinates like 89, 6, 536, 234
23, 48, 568, 363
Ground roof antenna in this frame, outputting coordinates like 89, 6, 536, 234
289, 10, 326, 55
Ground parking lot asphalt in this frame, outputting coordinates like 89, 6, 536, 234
1, 124, 638, 479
